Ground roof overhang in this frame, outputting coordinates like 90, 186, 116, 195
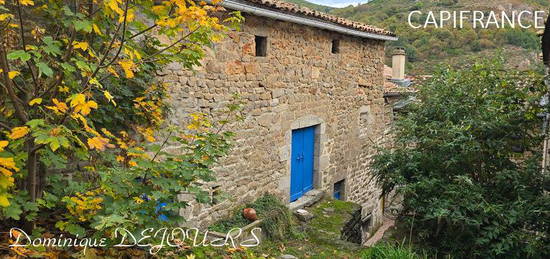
213, 0, 398, 41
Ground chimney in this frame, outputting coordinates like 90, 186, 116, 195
391, 47, 406, 80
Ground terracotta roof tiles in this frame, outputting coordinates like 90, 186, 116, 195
383, 65, 417, 95
235, 0, 395, 37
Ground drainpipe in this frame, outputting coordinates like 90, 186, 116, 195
210, 0, 398, 41
541, 14, 550, 171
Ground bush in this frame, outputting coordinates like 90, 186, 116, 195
371, 59, 550, 258
209, 194, 294, 240
470, 40, 482, 52
504, 29, 540, 50
361, 243, 426, 259
479, 39, 496, 49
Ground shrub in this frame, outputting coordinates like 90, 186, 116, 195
209, 194, 294, 241
361, 242, 427, 259
479, 39, 496, 49
504, 29, 540, 50
470, 40, 482, 52
371, 59, 550, 258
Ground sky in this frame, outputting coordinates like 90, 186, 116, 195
306, 0, 370, 8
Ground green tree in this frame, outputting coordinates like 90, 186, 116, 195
371, 60, 550, 258
504, 29, 540, 50
0, 1, 243, 256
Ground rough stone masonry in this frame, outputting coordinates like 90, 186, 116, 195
159, 4, 396, 231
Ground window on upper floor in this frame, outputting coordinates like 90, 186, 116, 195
255, 35, 267, 57
331, 39, 340, 54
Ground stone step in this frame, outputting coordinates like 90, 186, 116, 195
363, 217, 395, 247
288, 189, 324, 211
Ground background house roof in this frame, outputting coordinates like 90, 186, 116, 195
383, 65, 413, 94
219, 0, 396, 39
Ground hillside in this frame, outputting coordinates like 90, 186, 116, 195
285, 0, 335, 12
288, 0, 549, 74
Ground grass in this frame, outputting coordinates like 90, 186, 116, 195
192, 198, 428, 259
361, 242, 428, 259
208, 194, 294, 240
247, 199, 365, 258
309, 199, 358, 234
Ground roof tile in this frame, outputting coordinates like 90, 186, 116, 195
238, 0, 395, 37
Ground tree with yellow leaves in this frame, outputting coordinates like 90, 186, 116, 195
0, 0, 243, 249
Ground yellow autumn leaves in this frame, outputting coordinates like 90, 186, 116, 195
115, 46, 142, 79
0, 141, 7, 150
45, 94, 97, 116
100, 0, 225, 80
118, 60, 135, 78
28, 98, 42, 106
0, 69, 21, 79
0, 0, 231, 211
0, 141, 16, 207
133, 95, 164, 128
45, 98, 69, 114
72, 41, 89, 51
66, 95, 112, 151
152, 0, 224, 32
1, 124, 31, 207
66, 192, 103, 222
0, 157, 17, 178
20, 0, 34, 6
43, 94, 110, 152
0, 93, 103, 208
87, 136, 110, 151
186, 113, 211, 131
1, 0, 34, 6
70, 94, 98, 116
0, 13, 13, 22
104, 0, 134, 23
7, 126, 29, 140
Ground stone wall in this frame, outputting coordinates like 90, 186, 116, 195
160, 14, 391, 228
341, 205, 363, 244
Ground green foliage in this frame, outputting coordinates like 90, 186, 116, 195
371, 59, 550, 258
85, 111, 239, 235
209, 194, 294, 240
0, 1, 244, 256
320, 0, 544, 74
361, 242, 427, 259
503, 28, 541, 49
308, 199, 357, 234
177, 246, 270, 259
243, 199, 368, 258
527, 0, 550, 7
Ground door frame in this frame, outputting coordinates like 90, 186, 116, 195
290, 126, 316, 201
280, 115, 328, 203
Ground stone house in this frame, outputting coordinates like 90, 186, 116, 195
161, 0, 400, 233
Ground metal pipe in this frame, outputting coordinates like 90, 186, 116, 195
214, 0, 398, 41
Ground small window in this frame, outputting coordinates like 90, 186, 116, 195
211, 185, 221, 204
331, 39, 340, 54
333, 180, 345, 200
255, 35, 267, 57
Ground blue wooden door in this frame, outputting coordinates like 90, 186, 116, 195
290, 126, 315, 201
